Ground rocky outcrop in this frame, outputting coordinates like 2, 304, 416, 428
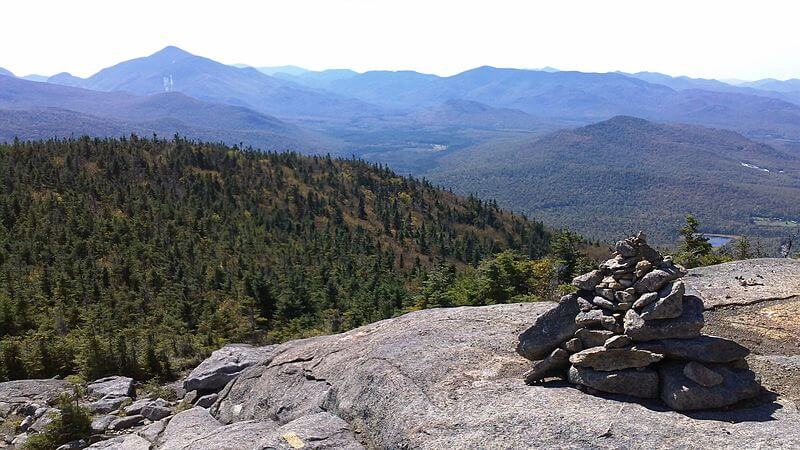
192, 301, 800, 449
183, 344, 276, 393
685, 258, 800, 308
519, 232, 763, 411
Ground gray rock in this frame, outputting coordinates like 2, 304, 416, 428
685, 258, 800, 309
614, 239, 637, 258
624, 295, 705, 341
516, 294, 581, 361
253, 412, 364, 450
30, 409, 58, 432
601, 256, 638, 273
569, 347, 663, 371
158, 407, 221, 450
574, 329, 614, 348
55, 439, 87, 450
576, 295, 593, 312
640, 280, 685, 321
177, 420, 279, 449
660, 361, 761, 411
19, 415, 34, 431
183, 344, 276, 393
524, 348, 570, 384
90, 414, 116, 433
123, 398, 151, 415
86, 394, 131, 414
592, 296, 615, 310
632, 335, 750, 363
108, 414, 144, 431
635, 260, 653, 278
141, 404, 172, 421
87, 376, 134, 399
210, 302, 800, 449
603, 335, 631, 349
595, 288, 615, 301
182, 390, 199, 406
138, 419, 167, 443
568, 365, 659, 398
575, 309, 604, 327
683, 361, 724, 387
562, 338, 582, 353
86, 434, 151, 449
615, 290, 635, 303
11, 433, 28, 447
195, 393, 218, 408
572, 270, 604, 291
0, 379, 72, 406
632, 292, 658, 310
634, 267, 684, 294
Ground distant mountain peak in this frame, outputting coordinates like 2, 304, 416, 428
151, 45, 193, 59
0, 67, 14, 77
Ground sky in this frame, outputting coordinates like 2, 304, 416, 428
2, 0, 799, 80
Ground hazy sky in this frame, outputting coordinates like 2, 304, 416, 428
3, 0, 799, 80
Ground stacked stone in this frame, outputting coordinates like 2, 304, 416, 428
517, 232, 761, 411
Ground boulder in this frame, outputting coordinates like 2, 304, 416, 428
632, 335, 749, 363
624, 295, 704, 341
30, 409, 58, 432
86, 434, 151, 449
108, 414, 145, 431
574, 309, 604, 327
632, 292, 658, 310
639, 281, 685, 321
90, 414, 117, 433
569, 347, 663, 371
158, 407, 222, 450
562, 338, 582, 353
55, 439, 88, 450
0, 379, 72, 406
568, 365, 659, 398
516, 294, 581, 361
86, 394, 131, 414
141, 404, 172, 421
683, 362, 724, 387
659, 361, 761, 411
138, 419, 167, 443
123, 398, 151, 415
87, 376, 134, 399
195, 393, 219, 408
183, 344, 276, 393
574, 329, 614, 348
523, 348, 570, 384
592, 296, 615, 310
208, 303, 800, 448
572, 270, 604, 291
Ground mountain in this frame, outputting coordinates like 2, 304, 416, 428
0, 76, 332, 151
271, 68, 359, 89
740, 78, 800, 93
253, 65, 308, 76
47, 71, 88, 88
428, 116, 800, 244
409, 99, 561, 130
0, 136, 551, 381
75, 46, 381, 121
625, 72, 800, 106
0, 68, 13, 77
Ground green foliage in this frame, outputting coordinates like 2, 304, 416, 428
416, 250, 563, 308
23, 393, 91, 450
0, 136, 551, 380
675, 215, 732, 268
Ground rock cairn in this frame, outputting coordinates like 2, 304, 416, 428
517, 232, 761, 410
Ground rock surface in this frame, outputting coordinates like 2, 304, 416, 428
569, 347, 663, 371
685, 258, 800, 308
0, 379, 72, 406
205, 303, 800, 449
158, 407, 222, 450
86, 434, 151, 449
87, 375, 134, 399
183, 344, 276, 393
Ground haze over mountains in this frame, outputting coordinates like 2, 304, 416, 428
2, 45, 800, 244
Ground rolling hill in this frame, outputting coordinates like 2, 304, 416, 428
0, 75, 334, 152
428, 116, 800, 244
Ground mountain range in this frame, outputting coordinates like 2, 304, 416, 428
3, 46, 800, 244
428, 116, 800, 244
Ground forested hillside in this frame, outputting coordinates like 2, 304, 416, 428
0, 136, 551, 381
